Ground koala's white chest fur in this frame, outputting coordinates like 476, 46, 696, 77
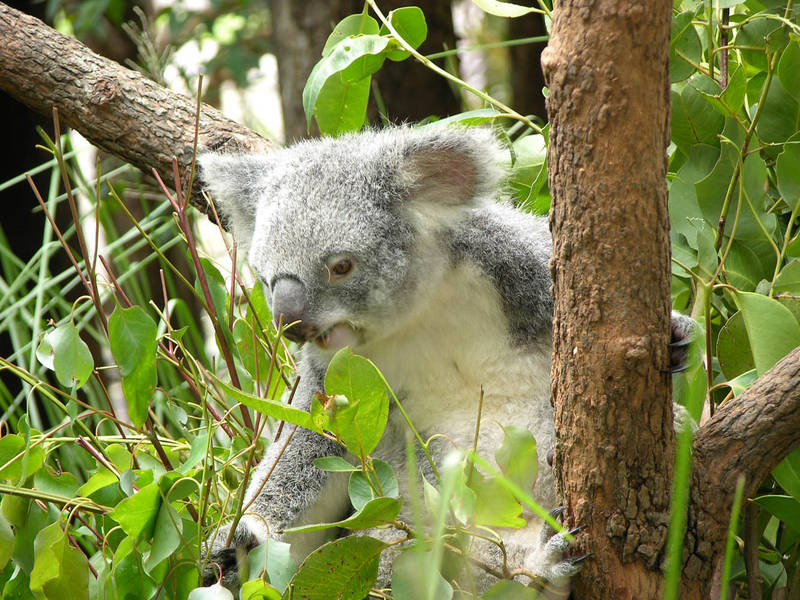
342, 260, 556, 509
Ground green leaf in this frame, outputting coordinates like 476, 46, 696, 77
108, 305, 158, 427
717, 311, 755, 380
241, 579, 281, 600
470, 0, 539, 17
422, 108, 504, 129
303, 36, 390, 134
669, 144, 719, 239
756, 76, 800, 146
283, 497, 401, 534
322, 14, 380, 57
0, 511, 13, 568
313, 456, 359, 472
283, 536, 387, 600
774, 259, 800, 295
779, 40, 800, 101
470, 472, 525, 528
348, 459, 399, 510
189, 582, 234, 599
178, 431, 210, 474
324, 348, 389, 457
391, 550, 453, 600
688, 218, 718, 276
724, 242, 765, 291
197, 258, 230, 328
776, 138, 800, 212
495, 426, 538, 493
379, 7, 427, 61
670, 11, 702, 82
736, 17, 780, 71
672, 82, 725, 149
752, 495, 800, 532
213, 375, 316, 432
247, 539, 296, 594
38, 323, 94, 389
0, 434, 24, 481
30, 522, 89, 599
695, 65, 746, 116
143, 502, 182, 573
510, 133, 548, 212
773, 446, 800, 502
113, 540, 158, 598
734, 291, 800, 375
724, 368, 758, 397
109, 482, 162, 543
482, 579, 541, 599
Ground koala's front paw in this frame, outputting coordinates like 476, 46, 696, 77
202, 515, 270, 590
524, 507, 589, 596
670, 312, 696, 373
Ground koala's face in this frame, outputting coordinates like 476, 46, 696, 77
246, 147, 418, 354
199, 127, 505, 356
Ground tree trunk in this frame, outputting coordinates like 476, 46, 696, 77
542, 1, 674, 598
0, 2, 270, 214
543, 2, 800, 598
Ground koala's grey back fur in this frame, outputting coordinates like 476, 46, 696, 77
198, 126, 563, 592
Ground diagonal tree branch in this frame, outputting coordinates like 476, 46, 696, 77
0, 1, 271, 213
682, 346, 800, 598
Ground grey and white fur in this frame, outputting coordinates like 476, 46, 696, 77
198, 126, 692, 594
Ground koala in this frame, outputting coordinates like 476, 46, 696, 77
197, 126, 692, 594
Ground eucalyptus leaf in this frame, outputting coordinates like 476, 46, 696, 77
283, 497, 401, 534
302, 36, 390, 134
324, 348, 389, 457
752, 495, 800, 532
379, 6, 427, 61
776, 138, 800, 211
322, 14, 380, 57
778, 40, 800, 101
283, 536, 386, 600
772, 446, 800, 502
108, 305, 158, 427
671, 11, 702, 82
734, 291, 800, 375
470, 0, 539, 17
39, 323, 94, 390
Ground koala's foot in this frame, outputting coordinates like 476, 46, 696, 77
202, 516, 267, 590
669, 312, 696, 373
524, 507, 590, 597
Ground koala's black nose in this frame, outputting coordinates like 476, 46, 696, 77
271, 277, 317, 343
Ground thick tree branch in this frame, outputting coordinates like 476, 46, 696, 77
0, 2, 271, 213
682, 346, 800, 598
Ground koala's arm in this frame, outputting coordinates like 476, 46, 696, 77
205, 357, 351, 584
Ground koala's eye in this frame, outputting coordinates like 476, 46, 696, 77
327, 257, 355, 281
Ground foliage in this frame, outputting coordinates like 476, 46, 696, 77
1, 0, 800, 598
665, 0, 800, 597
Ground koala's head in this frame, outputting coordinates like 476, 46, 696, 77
198, 126, 506, 355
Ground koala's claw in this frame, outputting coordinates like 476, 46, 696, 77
525, 507, 590, 593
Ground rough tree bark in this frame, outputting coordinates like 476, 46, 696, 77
543, 1, 675, 597
1, 3, 799, 597
542, 1, 800, 599
0, 2, 270, 214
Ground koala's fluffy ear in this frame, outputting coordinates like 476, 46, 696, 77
197, 153, 272, 251
398, 127, 507, 206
